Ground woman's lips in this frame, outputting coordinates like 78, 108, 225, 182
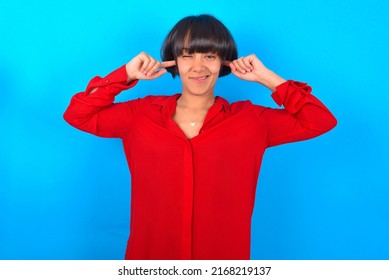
189, 75, 209, 82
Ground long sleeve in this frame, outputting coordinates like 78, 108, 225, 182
256, 80, 337, 147
63, 65, 140, 138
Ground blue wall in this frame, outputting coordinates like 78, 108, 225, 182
1, 0, 388, 259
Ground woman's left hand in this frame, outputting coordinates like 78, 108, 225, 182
224, 54, 286, 91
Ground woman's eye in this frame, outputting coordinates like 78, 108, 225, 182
205, 55, 216, 60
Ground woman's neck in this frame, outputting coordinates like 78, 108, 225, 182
177, 93, 216, 111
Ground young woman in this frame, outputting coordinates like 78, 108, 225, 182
64, 14, 337, 260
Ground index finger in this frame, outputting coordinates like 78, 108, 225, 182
160, 60, 176, 68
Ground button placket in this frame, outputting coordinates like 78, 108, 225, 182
181, 139, 195, 259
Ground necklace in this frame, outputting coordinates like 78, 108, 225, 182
177, 97, 215, 127
180, 107, 198, 127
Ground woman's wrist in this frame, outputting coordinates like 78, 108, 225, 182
256, 69, 286, 92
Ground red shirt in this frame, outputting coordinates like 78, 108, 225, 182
64, 65, 337, 260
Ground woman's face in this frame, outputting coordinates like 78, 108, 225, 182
177, 50, 221, 97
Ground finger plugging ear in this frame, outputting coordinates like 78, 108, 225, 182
144, 60, 175, 78
233, 56, 254, 74
160, 60, 176, 68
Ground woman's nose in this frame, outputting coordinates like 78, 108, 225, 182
191, 56, 205, 71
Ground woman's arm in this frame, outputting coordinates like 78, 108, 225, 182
63, 53, 175, 138
224, 54, 337, 147
257, 80, 337, 147
63, 65, 140, 138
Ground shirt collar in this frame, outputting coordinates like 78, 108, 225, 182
151, 94, 231, 113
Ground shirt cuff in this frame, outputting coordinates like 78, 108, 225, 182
271, 80, 312, 114
85, 65, 139, 94
271, 80, 311, 106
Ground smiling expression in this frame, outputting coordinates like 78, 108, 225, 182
177, 50, 222, 97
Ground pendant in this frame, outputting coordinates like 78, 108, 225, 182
190, 122, 196, 127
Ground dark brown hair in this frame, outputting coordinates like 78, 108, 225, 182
161, 14, 238, 78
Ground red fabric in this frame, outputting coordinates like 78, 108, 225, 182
64, 65, 337, 260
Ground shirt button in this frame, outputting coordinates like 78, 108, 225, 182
105, 79, 109, 84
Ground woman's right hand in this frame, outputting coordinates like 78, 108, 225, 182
126, 52, 176, 82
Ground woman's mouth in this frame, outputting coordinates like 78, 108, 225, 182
189, 75, 209, 82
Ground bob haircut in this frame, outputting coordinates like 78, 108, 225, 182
161, 14, 238, 78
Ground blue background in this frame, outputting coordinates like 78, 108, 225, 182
1, 0, 388, 259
